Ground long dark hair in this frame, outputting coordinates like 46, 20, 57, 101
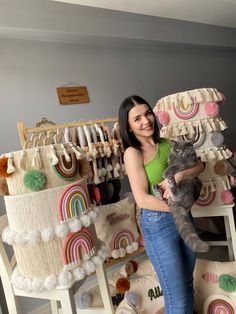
118, 95, 159, 150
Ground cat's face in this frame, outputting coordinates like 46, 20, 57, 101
170, 140, 195, 157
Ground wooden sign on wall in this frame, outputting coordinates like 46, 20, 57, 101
57, 86, 89, 105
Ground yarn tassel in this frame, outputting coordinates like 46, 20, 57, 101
205, 120, 213, 133
209, 179, 216, 192
77, 126, 87, 149
61, 144, 71, 162
69, 143, 83, 160
31, 147, 43, 169
199, 150, 207, 162
218, 119, 228, 131
221, 148, 230, 160
224, 147, 233, 159
7, 153, 15, 174
220, 177, 228, 191
208, 148, 217, 162
188, 122, 195, 137
215, 148, 224, 161
19, 150, 28, 171
50, 145, 59, 165
210, 119, 218, 132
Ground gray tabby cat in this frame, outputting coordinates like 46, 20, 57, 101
153, 139, 209, 253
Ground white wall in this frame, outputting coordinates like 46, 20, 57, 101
0, 36, 236, 313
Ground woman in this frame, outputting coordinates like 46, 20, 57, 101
118, 95, 204, 314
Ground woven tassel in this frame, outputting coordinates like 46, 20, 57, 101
92, 144, 99, 158
210, 119, 218, 132
19, 150, 28, 171
7, 152, 15, 174
221, 148, 230, 160
205, 120, 213, 133
220, 177, 228, 190
113, 167, 120, 178
199, 150, 207, 162
224, 147, 233, 159
98, 143, 105, 158
31, 147, 43, 169
208, 149, 217, 161
106, 144, 112, 157
92, 159, 101, 184
215, 148, 224, 161
61, 144, 71, 162
50, 145, 59, 165
83, 125, 93, 157
188, 122, 195, 137
209, 179, 216, 192
179, 123, 188, 136
218, 119, 227, 131
69, 143, 83, 160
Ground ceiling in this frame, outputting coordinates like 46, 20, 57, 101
52, 0, 236, 28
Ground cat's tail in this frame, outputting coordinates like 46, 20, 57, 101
170, 204, 209, 253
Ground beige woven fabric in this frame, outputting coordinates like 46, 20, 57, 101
6, 144, 82, 195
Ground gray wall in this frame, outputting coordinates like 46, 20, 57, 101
0, 3, 236, 313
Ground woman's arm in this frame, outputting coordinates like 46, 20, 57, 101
124, 147, 170, 212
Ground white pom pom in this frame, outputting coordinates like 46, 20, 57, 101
92, 255, 103, 266
56, 223, 69, 238
119, 248, 126, 258
14, 232, 28, 245
68, 219, 82, 232
32, 278, 44, 292
44, 275, 58, 290
2, 227, 16, 245
80, 215, 91, 227
27, 230, 41, 245
75, 291, 93, 309
12, 273, 25, 289
83, 260, 96, 275
73, 267, 86, 281
111, 249, 120, 259
87, 210, 98, 222
41, 228, 55, 242
132, 242, 139, 251
22, 278, 33, 292
58, 270, 73, 286
98, 248, 108, 261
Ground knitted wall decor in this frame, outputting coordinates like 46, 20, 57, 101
52, 151, 79, 181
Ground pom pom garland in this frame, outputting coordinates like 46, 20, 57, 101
75, 291, 93, 309
221, 190, 234, 205
23, 170, 46, 192
116, 278, 130, 294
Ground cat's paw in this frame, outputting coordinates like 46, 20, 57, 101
152, 184, 164, 199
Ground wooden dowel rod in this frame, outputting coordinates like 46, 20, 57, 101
25, 117, 118, 134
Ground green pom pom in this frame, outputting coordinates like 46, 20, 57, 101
219, 274, 236, 292
23, 170, 46, 192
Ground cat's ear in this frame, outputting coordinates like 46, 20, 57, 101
186, 139, 195, 146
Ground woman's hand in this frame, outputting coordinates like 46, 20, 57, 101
159, 179, 172, 199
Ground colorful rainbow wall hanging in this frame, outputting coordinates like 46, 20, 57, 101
52, 152, 79, 181
112, 229, 135, 250
63, 227, 95, 269
59, 183, 90, 222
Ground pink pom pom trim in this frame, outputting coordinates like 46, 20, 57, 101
221, 190, 234, 205
205, 102, 219, 118
156, 111, 170, 125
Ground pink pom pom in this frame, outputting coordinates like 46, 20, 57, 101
221, 190, 234, 205
205, 102, 219, 117
156, 111, 170, 125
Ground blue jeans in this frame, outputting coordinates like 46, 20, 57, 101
140, 208, 196, 314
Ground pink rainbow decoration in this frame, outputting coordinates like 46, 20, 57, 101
206, 299, 234, 313
173, 97, 199, 120
112, 229, 135, 250
63, 227, 95, 266
196, 186, 216, 206
59, 183, 90, 222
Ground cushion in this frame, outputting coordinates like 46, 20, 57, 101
194, 258, 236, 313
94, 198, 140, 259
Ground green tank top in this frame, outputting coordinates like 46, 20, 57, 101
144, 138, 171, 195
